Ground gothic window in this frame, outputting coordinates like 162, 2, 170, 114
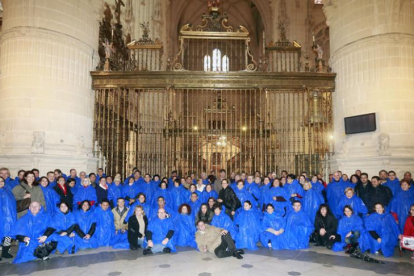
204, 55, 211, 71
212, 49, 222, 72
222, 55, 229, 72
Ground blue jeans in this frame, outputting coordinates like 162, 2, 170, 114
150, 243, 166, 253
137, 238, 144, 247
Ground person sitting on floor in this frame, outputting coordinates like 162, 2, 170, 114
144, 207, 176, 255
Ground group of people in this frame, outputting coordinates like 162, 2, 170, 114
0, 167, 414, 264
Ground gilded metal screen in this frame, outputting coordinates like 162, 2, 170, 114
94, 87, 333, 178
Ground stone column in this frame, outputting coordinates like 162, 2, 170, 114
324, 0, 414, 177
0, 0, 102, 175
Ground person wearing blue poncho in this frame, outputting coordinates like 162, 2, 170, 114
176, 204, 197, 248
389, 179, 414, 232
233, 180, 258, 214
232, 201, 260, 250
266, 178, 291, 216
136, 174, 156, 205
8, 201, 56, 263
143, 207, 176, 255
10, 170, 25, 190
336, 188, 368, 218
39, 177, 60, 217
260, 204, 287, 250
244, 175, 261, 205
0, 168, 15, 190
73, 200, 98, 250
73, 178, 97, 207
259, 176, 272, 209
149, 196, 179, 227
327, 172, 352, 217
182, 184, 202, 203
383, 170, 400, 195
284, 200, 314, 250
171, 179, 185, 210
95, 199, 115, 247
0, 176, 17, 261
108, 178, 123, 207
96, 168, 106, 183
201, 184, 218, 203
125, 193, 152, 223
211, 205, 238, 240
310, 175, 325, 196
332, 205, 366, 254
362, 203, 400, 257
153, 181, 174, 209
284, 174, 304, 203
47, 201, 77, 255
188, 192, 203, 218
123, 177, 140, 206
302, 181, 324, 224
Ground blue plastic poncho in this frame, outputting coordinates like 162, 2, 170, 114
336, 195, 368, 218
302, 188, 324, 224
40, 186, 60, 216
363, 212, 400, 257
284, 209, 314, 250
122, 183, 140, 204
108, 183, 123, 207
264, 186, 289, 206
0, 187, 17, 242
124, 201, 151, 223
311, 181, 325, 196
332, 214, 366, 252
233, 186, 258, 210
201, 188, 218, 204
95, 206, 115, 247
245, 183, 262, 204
136, 182, 156, 205
73, 185, 97, 206
9, 207, 51, 264
326, 179, 353, 217
153, 188, 174, 209
48, 210, 76, 254
188, 199, 202, 218
383, 178, 400, 195
171, 185, 185, 210
389, 188, 414, 232
146, 217, 176, 252
74, 208, 98, 250
211, 210, 238, 240
176, 213, 197, 248
234, 208, 262, 250
260, 211, 287, 250
284, 180, 304, 202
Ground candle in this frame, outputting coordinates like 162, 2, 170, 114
312, 33, 315, 42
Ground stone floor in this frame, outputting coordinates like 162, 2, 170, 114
0, 245, 413, 276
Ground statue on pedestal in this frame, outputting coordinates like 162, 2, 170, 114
102, 39, 115, 71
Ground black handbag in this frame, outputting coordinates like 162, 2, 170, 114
16, 184, 31, 212
33, 242, 57, 259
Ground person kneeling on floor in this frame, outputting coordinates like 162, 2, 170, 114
195, 220, 244, 259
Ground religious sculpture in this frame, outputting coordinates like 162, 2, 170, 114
31, 131, 45, 154
378, 133, 390, 156
314, 44, 324, 60
102, 39, 115, 71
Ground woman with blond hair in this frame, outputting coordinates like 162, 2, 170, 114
127, 205, 148, 250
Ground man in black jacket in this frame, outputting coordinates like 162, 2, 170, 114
355, 172, 371, 206
217, 179, 241, 220
366, 176, 392, 213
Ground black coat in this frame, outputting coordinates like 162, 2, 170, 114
355, 181, 372, 206
128, 215, 148, 246
218, 186, 241, 212
366, 185, 393, 213
314, 213, 338, 237
53, 184, 73, 210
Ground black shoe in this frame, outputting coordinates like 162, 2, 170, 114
143, 248, 153, 255
327, 245, 332, 250
137, 245, 142, 249
314, 243, 320, 247
1, 246, 13, 259
163, 247, 171, 253
130, 245, 138, 250
236, 249, 245, 255
233, 252, 243, 259
71, 245, 76, 254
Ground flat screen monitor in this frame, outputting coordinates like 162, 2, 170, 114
344, 113, 376, 135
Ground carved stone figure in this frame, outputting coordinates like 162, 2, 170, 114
31, 131, 45, 154
314, 44, 324, 60
378, 133, 390, 156
102, 39, 115, 59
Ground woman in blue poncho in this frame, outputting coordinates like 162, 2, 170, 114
123, 177, 140, 206
201, 184, 218, 203
108, 178, 123, 207
310, 175, 325, 196
233, 180, 258, 215
94, 199, 115, 247
284, 200, 314, 250
284, 174, 304, 203
362, 203, 400, 257
39, 177, 60, 216
171, 178, 185, 210
125, 193, 151, 223
211, 205, 238, 240
302, 181, 324, 224
73, 178, 97, 207
48, 201, 77, 254
176, 204, 197, 248
74, 200, 98, 250
336, 188, 368, 218
260, 204, 287, 250
332, 205, 366, 254
389, 179, 414, 232
234, 201, 261, 250
0, 176, 17, 261
266, 178, 290, 215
